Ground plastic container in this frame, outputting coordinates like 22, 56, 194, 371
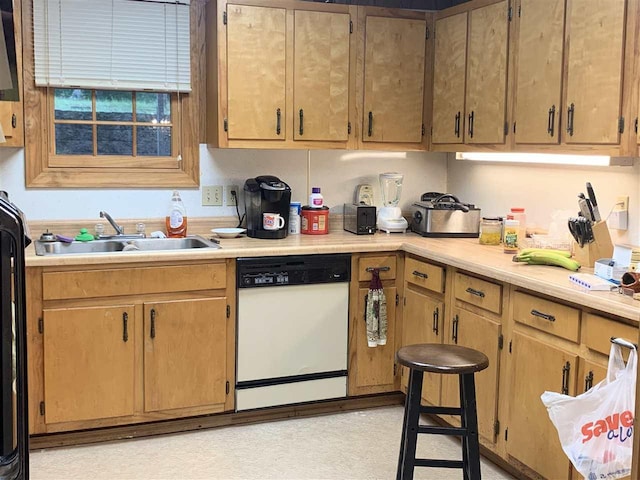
510, 207, 526, 241
289, 201, 301, 235
479, 217, 502, 245
166, 190, 188, 238
301, 206, 329, 234
503, 219, 519, 254
309, 187, 324, 208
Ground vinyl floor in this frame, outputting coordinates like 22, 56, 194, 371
29, 405, 517, 480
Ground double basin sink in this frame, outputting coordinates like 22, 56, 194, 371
35, 235, 220, 256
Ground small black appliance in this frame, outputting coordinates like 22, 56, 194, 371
244, 175, 292, 239
343, 203, 376, 235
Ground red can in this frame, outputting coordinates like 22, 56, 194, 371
301, 206, 329, 235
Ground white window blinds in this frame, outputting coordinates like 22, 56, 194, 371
33, 0, 191, 92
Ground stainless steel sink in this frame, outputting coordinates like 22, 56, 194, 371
34, 235, 220, 256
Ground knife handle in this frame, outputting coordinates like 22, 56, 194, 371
586, 182, 601, 222
578, 198, 592, 222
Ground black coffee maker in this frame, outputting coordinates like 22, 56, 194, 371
244, 175, 292, 239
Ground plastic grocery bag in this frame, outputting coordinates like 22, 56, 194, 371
541, 339, 636, 480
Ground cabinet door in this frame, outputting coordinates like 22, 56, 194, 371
571, 358, 631, 480
43, 305, 135, 424
564, 0, 625, 144
226, 4, 286, 140
577, 358, 607, 395
144, 298, 227, 412
402, 287, 444, 406
441, 308, 501, 444
0, 0, 22, 147
351, 286, 397, 393
431, 13, 467, 145
363, 16, 426, 143
514, 0, 565, 144
507, 332, 577, 480
0, 102, 15, 140
294, 10, 350, 141
465, 1, 509, 144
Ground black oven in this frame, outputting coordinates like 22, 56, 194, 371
0, 191, 30, 480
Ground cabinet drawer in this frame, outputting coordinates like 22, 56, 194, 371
404, 257, 444, 294
513, 291, 580, 342
453, 272, 502, 314
43, 263, 227, 300
358, 255, 396, 282
583, 313, 638, 356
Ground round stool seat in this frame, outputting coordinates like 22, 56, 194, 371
396, 343, 489, 375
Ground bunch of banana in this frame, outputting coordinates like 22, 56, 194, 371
512, 248, 581, 271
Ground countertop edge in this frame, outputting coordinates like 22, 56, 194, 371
26, 232, 640, 323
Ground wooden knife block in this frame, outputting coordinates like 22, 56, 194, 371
572, 221, 614, 267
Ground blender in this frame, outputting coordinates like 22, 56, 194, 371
377, 172, 408, 233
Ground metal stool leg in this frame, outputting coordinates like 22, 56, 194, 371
397, 368, 424, 480
460, 372, 481, 480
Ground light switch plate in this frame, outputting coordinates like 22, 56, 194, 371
202, 185, 223, 206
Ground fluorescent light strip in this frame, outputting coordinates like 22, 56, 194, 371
456, 152, 612, 166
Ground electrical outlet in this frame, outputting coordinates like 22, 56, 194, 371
226, 185, 239, 206
609, 195, 629, 230
614, 195, 629, 212
202, 185, 223, 206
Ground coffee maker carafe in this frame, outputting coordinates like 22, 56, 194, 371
244, 175, 292, 239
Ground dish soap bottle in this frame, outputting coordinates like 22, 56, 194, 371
166, 190, 188, 238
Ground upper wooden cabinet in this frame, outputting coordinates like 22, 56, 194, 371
431, 12, 467, 145
294, 10, 350, 142
0, 0, 23, 147
207, 0, 432, 151
433, 0, 638, 155
514, 0, 628, 149
465, 1, 509, 144
207, 0, 356, 149
361, 14, 427, 145
431, 0, 509, 148
563, 0, 626, 145
225, 4, 287, 141
513, 0, 565, 145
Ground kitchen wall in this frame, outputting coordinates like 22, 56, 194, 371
3, 146, 639, 245
0, 147, 448, 223
447, 154, 640, 245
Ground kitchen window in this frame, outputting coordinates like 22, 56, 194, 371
23, 0, 202, 188
49, 89, 177, 168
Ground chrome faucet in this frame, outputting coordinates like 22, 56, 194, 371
99, 211, 124, 235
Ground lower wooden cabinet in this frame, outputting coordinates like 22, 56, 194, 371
401, 287, 443, 405
28, 261, 235, 434
143, 298, 228, 413
441, 306, 501, 444
348, 254, 399, 396
350, 286, 397, 394
43, 305, 136, 424
506, 332, 578, 480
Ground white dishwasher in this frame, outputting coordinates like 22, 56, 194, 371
236, 254, 350, 411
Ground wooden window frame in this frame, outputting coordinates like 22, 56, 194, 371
23, 0, 205, 188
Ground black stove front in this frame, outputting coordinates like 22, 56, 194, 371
0, 191, 30, 480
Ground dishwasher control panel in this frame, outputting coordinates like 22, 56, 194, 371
237, 254, 351, 288
241, 272, 290, 287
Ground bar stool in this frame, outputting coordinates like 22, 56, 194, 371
396, 343, 489, 480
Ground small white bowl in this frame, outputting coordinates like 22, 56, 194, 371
211, 227, 246, 239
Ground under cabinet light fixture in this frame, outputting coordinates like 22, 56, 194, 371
456, 152, 633, 167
